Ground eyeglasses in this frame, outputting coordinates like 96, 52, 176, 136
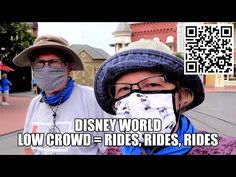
108, 74, 168, 100
31, 59, 65, 69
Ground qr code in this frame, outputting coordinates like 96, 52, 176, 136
184, 24, 234, 74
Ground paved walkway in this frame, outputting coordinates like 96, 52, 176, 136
0, 91, 36, 135
0, 89, 236, 154
205, 87, 236, 93
10, 91, 36, 98
0, 91, 36, 154
0, 96, 33, 136
0, 130, 23, 154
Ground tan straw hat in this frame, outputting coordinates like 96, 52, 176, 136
13, 34, 84, 70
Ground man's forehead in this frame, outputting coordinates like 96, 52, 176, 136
31, 49, 65, 59
35, 53, 62, 59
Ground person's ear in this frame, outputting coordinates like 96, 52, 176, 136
178, 88, 194, 109
67, 63, 73, 73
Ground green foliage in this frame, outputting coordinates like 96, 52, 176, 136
174, 52, 184, 60
0, 22, 35, 62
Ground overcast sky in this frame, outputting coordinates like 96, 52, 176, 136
38, 22, 119, 56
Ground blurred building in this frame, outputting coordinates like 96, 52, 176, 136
70, 44, 110, 86
110, 22, 177, 53
109, 22, 132, 53
130, 22, 177, 52
110, 22, 236, 88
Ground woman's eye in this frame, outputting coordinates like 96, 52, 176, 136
146, 83, 160, 87
119, 87, 130, 92
52, 60, 60, 63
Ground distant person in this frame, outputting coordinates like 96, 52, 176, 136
94, 39, 236, 155
13, 34, 110, 155
0, 79, 2, 99
0, 73, 12, 106
32, 79, 39, 94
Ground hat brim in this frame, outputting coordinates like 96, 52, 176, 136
13, 44, 84, 71
94, 49, 205, 115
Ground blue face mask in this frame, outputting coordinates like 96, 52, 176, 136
33, 66, 68, 92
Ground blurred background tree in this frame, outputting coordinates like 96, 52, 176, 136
0, 22, 36, 92
0, 22, 35, 62
174, 52, 184, 60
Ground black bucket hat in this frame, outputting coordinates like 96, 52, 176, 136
94, 39, 205, 115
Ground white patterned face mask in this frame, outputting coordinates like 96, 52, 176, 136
114, 92, 177, 142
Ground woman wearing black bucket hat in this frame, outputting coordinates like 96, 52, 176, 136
94, 39, 236, 155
